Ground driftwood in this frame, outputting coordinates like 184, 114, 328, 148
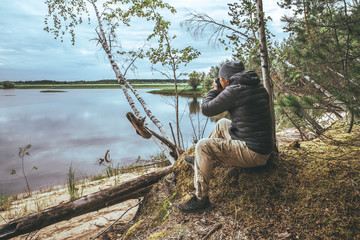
0, 166, 173, 239
126, 112, 184, 159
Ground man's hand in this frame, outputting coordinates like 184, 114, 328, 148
213, 79, 218, 91
213, 78, 223, 92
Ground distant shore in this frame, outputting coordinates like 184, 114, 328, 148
1, 82, 206, 96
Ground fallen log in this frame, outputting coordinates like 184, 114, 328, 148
0, 166, 173, 239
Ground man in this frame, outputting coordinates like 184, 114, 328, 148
176, 60, 273, 213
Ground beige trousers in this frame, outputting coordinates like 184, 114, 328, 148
194, 118, 270, 197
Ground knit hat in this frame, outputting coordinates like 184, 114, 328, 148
219, 61, 245, 81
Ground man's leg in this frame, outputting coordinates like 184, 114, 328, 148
194, 135, 270, 198
183, 118, 231, 169
176, 119, 231, 213
178, 118, 269, 212
208, 118, 232, 140
194, 118, 232, 198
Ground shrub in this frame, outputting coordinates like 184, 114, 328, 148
188, 71, 205, 90
2, 81, 15, 89
0, 193, 11, 211
202, 77, 213, 91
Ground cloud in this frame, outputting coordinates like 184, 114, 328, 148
17, 1, 45, 16
79, 49, 96, 56
0, 0, 289, 81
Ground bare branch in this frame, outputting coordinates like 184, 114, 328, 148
123, 49, 144, 77
90, 200, 141, 240
181, 12, 254, 46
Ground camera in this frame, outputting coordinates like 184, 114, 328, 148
215, 78, 222, 90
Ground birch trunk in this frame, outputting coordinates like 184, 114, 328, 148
256, 0, 276, 148
89, 0, 175, 163
123, 79, 172, 141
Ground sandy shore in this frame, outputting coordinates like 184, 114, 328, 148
1, 169, 156, 240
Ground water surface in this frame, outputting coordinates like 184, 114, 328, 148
0, 89, 214, 194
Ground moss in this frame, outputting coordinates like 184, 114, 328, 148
146, 227, 175, 240
173, 146, 196, 200
119, 172, 180, 239
120, 219, 144, 240
153, 192, 177, 223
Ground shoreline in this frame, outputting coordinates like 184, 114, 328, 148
0, 166, 162, 239
0, 83, 188, 90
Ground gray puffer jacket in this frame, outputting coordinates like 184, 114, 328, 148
202, 70, 273, 155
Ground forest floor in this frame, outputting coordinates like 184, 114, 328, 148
105, 121, 360, 240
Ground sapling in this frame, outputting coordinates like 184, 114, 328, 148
10, 144, 38, 197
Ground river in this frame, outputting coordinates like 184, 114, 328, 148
0, 89, 215, 194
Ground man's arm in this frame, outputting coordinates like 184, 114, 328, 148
201, 88, 235, 117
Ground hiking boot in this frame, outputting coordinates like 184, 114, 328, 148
183, 155, 195, 169
176, 193, 211, 213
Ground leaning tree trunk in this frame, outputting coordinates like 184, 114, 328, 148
90, 0, 177, 162
271, 65, 325, 135
278, 57, 347, 112
0, 167, 173, 239
282, 109, 309, 141
256, 0, 276, 149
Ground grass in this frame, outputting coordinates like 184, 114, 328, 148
105, 163, 122, 185
133, 83, 188, 89
148, 86, 206, 96
67, 164, 83, 201
91, 173, 106, 181
0, 151, 168, 226
0, 193, 11, 211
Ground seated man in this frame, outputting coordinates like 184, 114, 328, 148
177, 61, 273, 213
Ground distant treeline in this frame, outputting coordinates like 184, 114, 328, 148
13, 79, 188, 85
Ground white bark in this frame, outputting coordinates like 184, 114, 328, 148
256, 0, 276, 147
89, 0, 175, 163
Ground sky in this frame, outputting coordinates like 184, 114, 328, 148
0, 0, 290, 82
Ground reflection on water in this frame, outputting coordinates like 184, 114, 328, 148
189, 97, 200, 114
0, 89, 215, 194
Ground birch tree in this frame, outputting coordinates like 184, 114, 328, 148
255, 0, 276, 147
44, 0, 187, 163
145, 5, 200, 151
